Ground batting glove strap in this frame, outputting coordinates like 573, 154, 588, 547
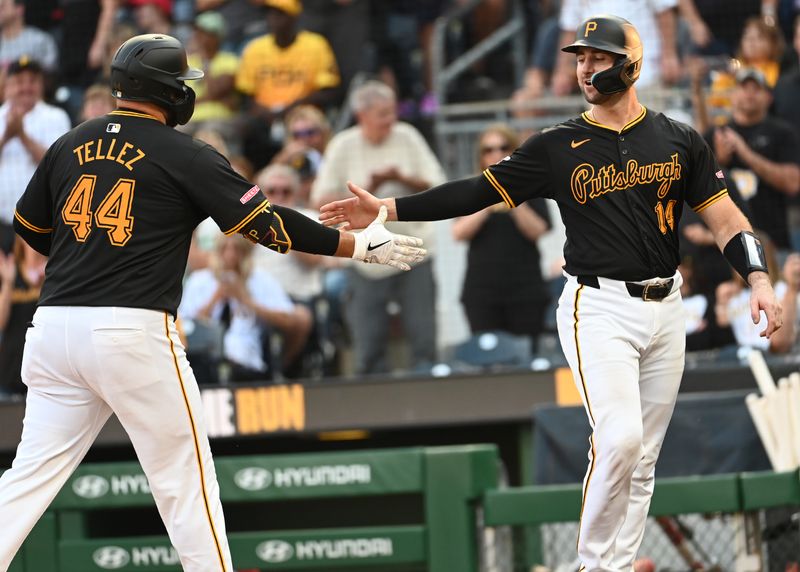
351, 206, 426, 271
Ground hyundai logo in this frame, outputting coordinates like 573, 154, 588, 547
234, 467, 271, 491
73, 475, 110, 499
93, 546, 130, 569
256, 540, 294, 563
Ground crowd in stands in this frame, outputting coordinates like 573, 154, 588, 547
0, 0, 799, 394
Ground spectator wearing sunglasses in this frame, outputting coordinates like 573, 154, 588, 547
451, 124, 552, 353
269, 105, 331, 206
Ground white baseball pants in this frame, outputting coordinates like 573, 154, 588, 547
556, 272, 685, 572
0, 306, 233, 572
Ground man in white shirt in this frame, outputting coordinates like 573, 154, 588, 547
311, 80, 446, 374
0, 57, 70, 248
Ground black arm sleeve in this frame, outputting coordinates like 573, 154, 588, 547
13, 216, 51, 256
272, 204, 340, 256
395, 175, 503, 221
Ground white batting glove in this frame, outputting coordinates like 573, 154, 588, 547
351, 205, 426, 271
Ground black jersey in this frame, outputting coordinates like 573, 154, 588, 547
484, 108, 728, 281
15, 110, 274, 315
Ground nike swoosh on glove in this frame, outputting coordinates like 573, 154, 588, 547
351, 205, 426, 271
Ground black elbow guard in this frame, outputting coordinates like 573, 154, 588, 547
723, 231, 768, 280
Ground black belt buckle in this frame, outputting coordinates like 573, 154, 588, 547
642, 283, 660, 301
640, 279, 673, 301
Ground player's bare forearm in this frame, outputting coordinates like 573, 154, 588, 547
700, 197, 781, 338
697, 195, 753, 249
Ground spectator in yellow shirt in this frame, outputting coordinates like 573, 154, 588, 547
236, 0, 341, 169
184, 11, 239, 139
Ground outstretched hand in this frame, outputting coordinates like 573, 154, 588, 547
319, 181, 389, 230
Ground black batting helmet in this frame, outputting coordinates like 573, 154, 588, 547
110, 34, 204, 126
562, 15, 642, 95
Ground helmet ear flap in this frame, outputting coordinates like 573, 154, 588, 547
167, 85, 196, 127
590, 57, 632, 95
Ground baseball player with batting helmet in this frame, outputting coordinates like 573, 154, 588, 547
0, 34, 424, 572
320, 15, 782, 572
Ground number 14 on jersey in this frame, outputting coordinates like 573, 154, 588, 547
62, 174, 135, 246
654, 199, 676, 234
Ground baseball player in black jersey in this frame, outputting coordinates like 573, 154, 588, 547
321, 15, 782, 572
0, 34, 424, 572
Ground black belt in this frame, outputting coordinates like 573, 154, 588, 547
577, 275, 675, 301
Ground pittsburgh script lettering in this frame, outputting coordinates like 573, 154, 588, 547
570, 154, 681, 205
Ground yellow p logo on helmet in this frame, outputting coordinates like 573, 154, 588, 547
584, 21, 597, 36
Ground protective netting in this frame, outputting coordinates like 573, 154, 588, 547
481, 508, 800, 572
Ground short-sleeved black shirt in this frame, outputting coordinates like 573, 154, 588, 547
483, 108, 728, 281
15, 110, 274, 315
705, 117, 800, 250
462, 199, 551, 300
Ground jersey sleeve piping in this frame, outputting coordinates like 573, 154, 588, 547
482, 169, 515, 208
692, 188, 728, 213
14, 210, 52, 233
223, 198, 271, 236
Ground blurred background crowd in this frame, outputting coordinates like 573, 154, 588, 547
1, 0, 800, 395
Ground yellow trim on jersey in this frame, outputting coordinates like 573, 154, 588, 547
14, 210, 52, 233
692, 188, 728, 213
577, 435, 596, 553
109, 110, 160, 121
271, 210, 292, 252
223, 199, 271, 236
164, 313, 228, 572
482, 169, 515, 208
573, 284, 595, 554
573, 285, 593, 424
581, 106, 647, 133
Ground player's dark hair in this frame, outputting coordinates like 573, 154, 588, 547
110, 34, 203, 126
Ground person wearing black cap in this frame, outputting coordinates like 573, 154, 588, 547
320, 14, 782, 571
0, 56, 70, 251
710, 68, 800, 255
